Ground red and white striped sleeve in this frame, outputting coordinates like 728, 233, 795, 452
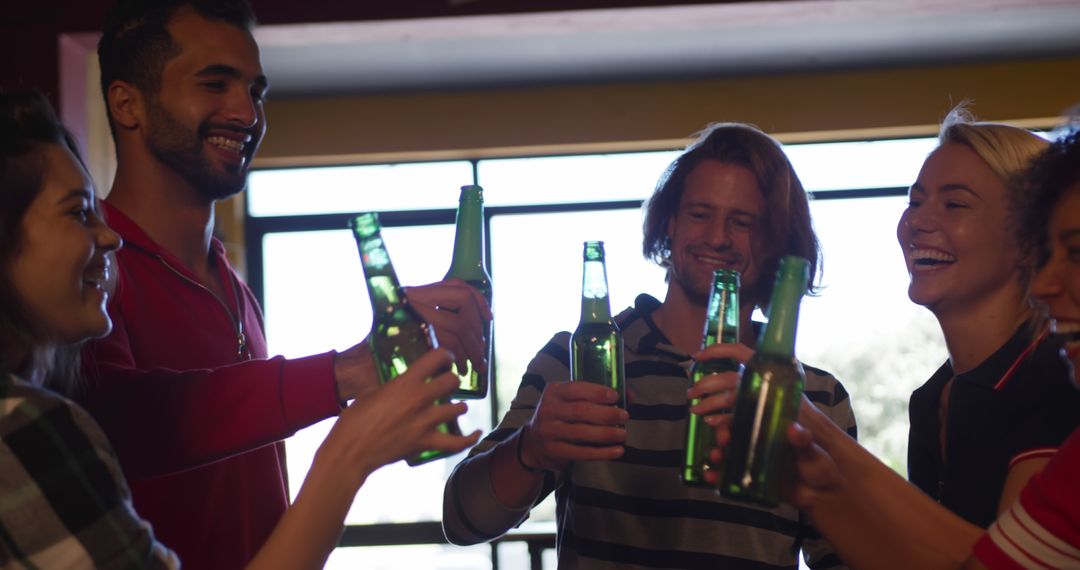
973, 429, 1080, 569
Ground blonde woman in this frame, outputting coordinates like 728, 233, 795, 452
706, 126, 1080, 570
900, 110, 1080, 528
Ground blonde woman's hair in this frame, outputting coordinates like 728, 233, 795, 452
938, 106, 1052, 334
939, 106, 1049, 184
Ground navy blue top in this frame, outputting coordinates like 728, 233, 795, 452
908, 324, 1080, 528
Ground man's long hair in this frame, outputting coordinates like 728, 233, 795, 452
643, 122, 821, 307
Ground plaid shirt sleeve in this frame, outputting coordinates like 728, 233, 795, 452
1, 376, 179, 569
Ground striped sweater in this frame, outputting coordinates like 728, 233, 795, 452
444, 294, 857, 569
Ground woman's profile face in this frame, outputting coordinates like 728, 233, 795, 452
1033, 183, 1080, 379
897, 142, 1020, 315
9, 144, 121, 345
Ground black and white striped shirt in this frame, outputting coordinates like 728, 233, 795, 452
444, 294, 857, 569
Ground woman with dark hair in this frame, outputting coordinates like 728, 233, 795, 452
0, 92, 111, 396
0, 91, 163, 566
0, 92, 477, 568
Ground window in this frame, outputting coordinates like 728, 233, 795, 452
246, 137, 949, 568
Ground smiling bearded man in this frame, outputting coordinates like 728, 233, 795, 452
78, 2, 492, 569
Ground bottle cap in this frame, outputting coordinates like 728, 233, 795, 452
583, 240, 605, 261
776, 256, 810, 286
460, 185, 484, 203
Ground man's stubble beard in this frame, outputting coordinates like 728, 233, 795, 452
669, 264, 712, 308
144, 97, 249, 201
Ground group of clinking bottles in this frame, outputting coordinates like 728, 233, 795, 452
351, 184, 808, 505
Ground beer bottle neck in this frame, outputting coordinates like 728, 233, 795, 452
355, 231, 406, 309
700, 270, 740, 349
446, 186, 487, 281
757, 257, 809, 358
580, 259, 613, 323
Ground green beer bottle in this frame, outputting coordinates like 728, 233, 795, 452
570, 241, 625, 410
444, 185, 492, 399
681, 269, 740, 486
350, 212, 462, 466
720, 256, 809, 506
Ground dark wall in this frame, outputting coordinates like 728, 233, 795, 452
0, 0, 732, 105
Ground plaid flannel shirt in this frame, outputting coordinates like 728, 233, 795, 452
1, 374, 178, 569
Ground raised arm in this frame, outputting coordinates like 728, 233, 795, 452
442, 333, 626, 545
708, 398, 984, 570
79, 276, 495, 480
80, 310, 343, 478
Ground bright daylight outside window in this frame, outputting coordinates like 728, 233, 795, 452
245, 136, 948, 569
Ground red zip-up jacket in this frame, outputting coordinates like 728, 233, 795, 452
79, 201, 342, 569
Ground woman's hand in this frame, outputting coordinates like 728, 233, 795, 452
320, 349, 481, 483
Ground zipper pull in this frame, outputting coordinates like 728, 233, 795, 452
237, 331, 248, 360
